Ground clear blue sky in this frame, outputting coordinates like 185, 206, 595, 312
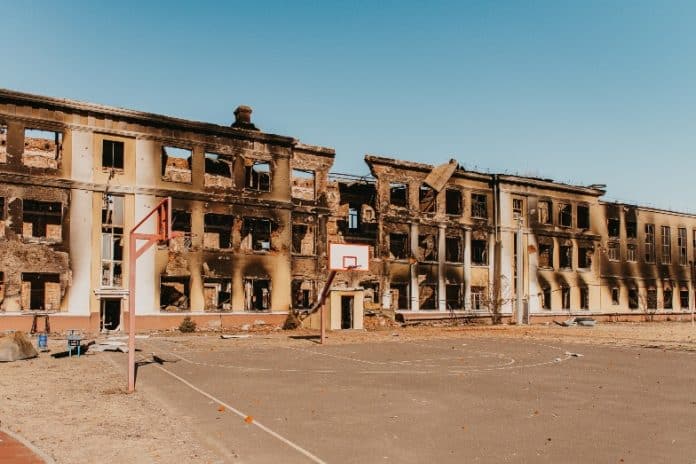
3, 1, 696, 211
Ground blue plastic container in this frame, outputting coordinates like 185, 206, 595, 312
38, 333, 48, 350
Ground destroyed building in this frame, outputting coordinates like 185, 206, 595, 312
0, 88, 694, 332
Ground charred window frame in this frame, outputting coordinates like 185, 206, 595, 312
678, 228, 687, 265
578, 245, 593, 269
512, 198, 524, 219
419, 184, 436, 213
291, 169, 315, 200
607, 242, 620, 262
0, 124, 7, 162
204, 153, 234, 186
538, 243, 553, 269
558, 203, 572, 228
561, 286, 570, 309
663, 287, 673, 310
647, 288, 657, 310
626, 243, 637, 262
661, 226, 671, 265
628, 288, 639, 309
445, 284, 462, 309
445, 236, 462, 262
577, 204, 590, 229
471, 193, 488, 219
471, 287, 486, 310
680, 288, 689, 309
626, 219, 637, 239
611, 287, 620, 305
23, 128, 63, 168
580, 287, 589, 310
559, 244, 572, 269
21, 273, 60, 311
418, 234, 438, 261
292, 279, 314, 309
389, 183, 408, 208
242, 217, 272, 251
541, 286, 551, 310
204, 213, 234, 249
391, 283, 410, 310
644, 224, 655, 263
245, 160, 271, 192
171, 210, 192, 233
160, 276, 190, 311
538, 200, 552, 225
472, 240, 488, 265
348, 207, 359, 230
0, 196, 4, 220
102, 140, 124, 170
161, 146, 192, 183
101, 194, 124, 287
445, 189, 463, 215
389, 233, 409, 260
292, 223, 315, 255
22, 200, 62, 240
419, 282, 437, 310
244, 278, 271, 311
203, 278, 232, 312
607, 218, 620, 237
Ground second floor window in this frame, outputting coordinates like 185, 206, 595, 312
661, 226, 671, 264
102, 140, 124, 170
645, 224, 655, 263
558, 204, 572, 227
471, 194, 487, 219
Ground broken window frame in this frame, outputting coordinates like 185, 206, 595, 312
0, 124, 7, 163
607, 218, 620, 237
578, 245, 593, 269
203, 213, 234, 250
471, 286, 486, 310
23, 128, 63, 168
204, 152, 235, 187
21, 272, 61, 311
244, 278, 271, 312
244, 160, 271, 192
538, 243, 553, 269
419, 282, 438, 310
160, 276, 190, 311
203, 278, 232, 312
22, 199, 62, 240
418, 234, 438, 262
644, 224, 655, 263
419, 184, 436, 213
389, 183, 408, 208
628, 288, 639, 309
678, 227, 687, 266
292, 279, 315, 309
348, 207, 359, 230
445, 236, 462, 263
471, 193, 488, 219
607, 242, 620, 262
445, 189, 463, 216
626, 243, 637, 262
558, 203, 572, 228
577, 204, 590, 229
647, 288, 657, 310
471, 240, 488, 266
561, 286, 570, 310
663, 287, 673, 310
389, 233, 410, 260
680, 288, 689, 309
445, 284, 462, 309
101, 194, 124, 288
661, 225, 671, 265
611, 287, 620, 305
292, 223, 315, 256
559, 245, 573, 269
541, 286, 552, 310
390, 282, 410, 310
512, 198, 524, 220
626, 220, 637, 239
242, 217, 272, 252
579, 287, 589, 310
291, 168, 316, 200
102, 139, 125, 171
538, 200, 552, 225
160, 145, 192, 183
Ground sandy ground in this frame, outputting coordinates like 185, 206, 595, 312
1, 320, 695, 463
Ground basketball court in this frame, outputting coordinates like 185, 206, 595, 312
124, 333, 696, 463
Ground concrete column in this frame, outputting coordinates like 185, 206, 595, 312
70, 130, 94, 183
133, 194, 158, 314
188, 201, 204, 311
67, 189, 93, 315
438, 224, 446, 311
410, 222, 419, 311
464, 229, 472, 310
135, 139, 158, 187
527, 233, 540, 314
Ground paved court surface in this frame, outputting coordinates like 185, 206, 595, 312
127, 335, 696, 463
0, 431, 47, 464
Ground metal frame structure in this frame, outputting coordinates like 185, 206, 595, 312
127, 197, 176, 392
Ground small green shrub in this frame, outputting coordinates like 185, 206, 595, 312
179, 316, 197, 333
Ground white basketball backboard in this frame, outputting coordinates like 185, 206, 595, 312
329, 243, 369, 271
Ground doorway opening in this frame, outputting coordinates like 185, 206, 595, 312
341, 296, 354, 329
101, 298, 122, 331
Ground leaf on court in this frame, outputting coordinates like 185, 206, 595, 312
244, 416, 254, 424
217, 406, 225, 412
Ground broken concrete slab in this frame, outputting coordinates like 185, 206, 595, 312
423, 158, 458, 192
0, 331, 38, 362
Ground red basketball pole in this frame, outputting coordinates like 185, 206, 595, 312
128, 197, 174, 393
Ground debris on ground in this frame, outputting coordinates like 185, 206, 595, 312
221, 335, 251, 340
554, 317, 597, 327
0, 332, 38, 362
92, 341, 128, 353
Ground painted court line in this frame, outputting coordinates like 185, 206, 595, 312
153, 363, 328, 464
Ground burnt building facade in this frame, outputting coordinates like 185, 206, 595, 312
0, 88, 694, 331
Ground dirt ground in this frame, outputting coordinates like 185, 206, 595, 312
1, 321, 695, 463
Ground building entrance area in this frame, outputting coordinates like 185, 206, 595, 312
100, 298, 121, 331
341, 296, 354, 329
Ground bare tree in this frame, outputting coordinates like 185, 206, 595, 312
473, 275, 514, 324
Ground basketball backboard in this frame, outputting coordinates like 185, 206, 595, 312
328, 243, 369, 271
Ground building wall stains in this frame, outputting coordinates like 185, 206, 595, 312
1, 87, 695, 329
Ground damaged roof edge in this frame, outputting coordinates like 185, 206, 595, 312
599, 200, 696, 219
294, 142, 336, 158
0, 88, 296, 147
364, 154, 491, 182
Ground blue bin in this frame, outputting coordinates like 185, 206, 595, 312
38, 333, 48, 350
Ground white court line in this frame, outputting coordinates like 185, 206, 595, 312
153, 363, 327, 464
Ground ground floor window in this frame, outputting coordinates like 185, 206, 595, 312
541, 286, 551, 310
445, 284, 462, 309
471, 286, 485, 310
244, 278, 271, 311
21, 273, 60, 310
419, 283, 437, 310
663, 288, 673, 310
680, 289, 689, 309
160, 276, 190, 311
292, 279, 314, 309
580, 287, 589, 310
390, 283, 409, 310
561, 286, 570, 310
628, 288, 639, 309
647, 289, 657, 310
203, 278, 232, 312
